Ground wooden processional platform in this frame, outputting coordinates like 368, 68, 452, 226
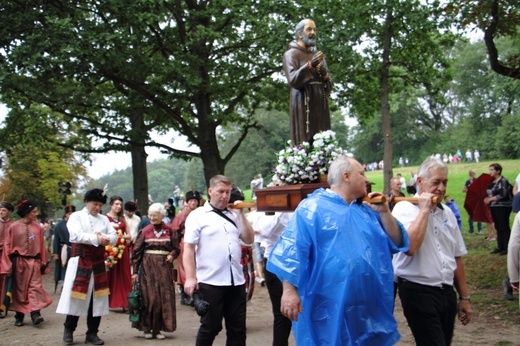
254, 182, 329, 212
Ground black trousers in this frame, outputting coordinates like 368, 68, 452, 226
490, 206, 512, 251
64, 294, 101, 335
398, 279, 457, 346
196, 283, 246, 346
264, 266, 292, 346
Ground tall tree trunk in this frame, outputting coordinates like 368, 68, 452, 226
381, 6, 394, 194
128, 111, 149, 214
131, 144, 148, 215
200, 149, 226, 189
194, 90, 227, 188
198, 118, 226, 188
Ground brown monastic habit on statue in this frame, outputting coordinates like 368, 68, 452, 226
283, 19, 331, 145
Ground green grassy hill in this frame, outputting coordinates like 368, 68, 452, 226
369, 160, 520, 316
367, 159, 518, 228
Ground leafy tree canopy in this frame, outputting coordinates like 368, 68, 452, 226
447, 0, 520, 79
0, 106, 86, 218
0, 0, 301, 186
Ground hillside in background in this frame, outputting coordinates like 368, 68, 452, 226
366, 159, 518, 227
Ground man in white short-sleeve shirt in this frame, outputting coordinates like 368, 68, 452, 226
183, 175, 254, 346
393, 156, 472, 346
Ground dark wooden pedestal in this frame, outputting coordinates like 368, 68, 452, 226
255, 182, 329, 212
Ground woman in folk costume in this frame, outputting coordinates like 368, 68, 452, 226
56, 188, 117, 346
105, 196, 132, 311
131, 202, 180, 340
0, 200, 52, 326
170, 190, 201, 306
0, 201, 15, 317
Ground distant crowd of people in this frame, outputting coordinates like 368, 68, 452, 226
364, 149, 481, 173
437, 149, 481, 164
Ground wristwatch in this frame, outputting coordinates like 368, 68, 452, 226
459, 296, 471, 302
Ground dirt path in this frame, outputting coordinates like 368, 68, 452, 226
1, 265, 519, 345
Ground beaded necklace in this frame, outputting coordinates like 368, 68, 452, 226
107, 213, 119, 222
153, 223, 164, 238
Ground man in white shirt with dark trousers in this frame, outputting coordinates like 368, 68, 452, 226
393, 156, 472, 346
183, 175, 254, 346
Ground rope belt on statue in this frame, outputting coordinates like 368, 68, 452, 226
145, 250, 170, 255
305, 80, 329, 129
304, 91, 310, 133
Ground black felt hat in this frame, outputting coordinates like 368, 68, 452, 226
84, 188, 108, 204
16, 200, 37, 217
124, 201, 137, 211
185, 191, 201, 202
228, 186, 245, 204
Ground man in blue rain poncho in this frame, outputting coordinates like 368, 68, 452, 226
267, 156, 409, 345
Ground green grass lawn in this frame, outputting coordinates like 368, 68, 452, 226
367, 159, 518, 229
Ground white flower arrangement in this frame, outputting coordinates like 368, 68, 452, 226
273, 130, 345, 185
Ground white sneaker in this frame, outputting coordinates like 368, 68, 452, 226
155, 333, 165, 340
255, 277, 266, 286
144, 333, 153, 339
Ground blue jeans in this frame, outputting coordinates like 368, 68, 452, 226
468, 216, 482, 233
